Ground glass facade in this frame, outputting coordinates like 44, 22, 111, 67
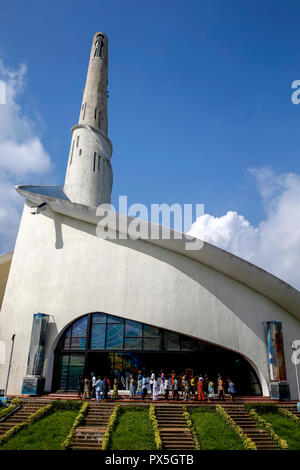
56, 312, 192, 356
53, 312, 262, 395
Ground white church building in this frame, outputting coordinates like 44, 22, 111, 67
0, 33, 300, 399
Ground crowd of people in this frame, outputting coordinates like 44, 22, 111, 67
77, 369, 236, 403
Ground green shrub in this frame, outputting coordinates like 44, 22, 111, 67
189, 407, 246, 450
102, 404, 120, 450
260, 412, 300, 450
216, 405, 257, 450
0, 399, 22, 421
244, 403, 278, 414
61, 401, 89, 450
149, 404, 163, 450
183, 406, 200, 450
51, 400, 82, 411
28, 404, 53, 424
248, 409, 288, 449
0, 422, 27, 446
279, 408, 300, 423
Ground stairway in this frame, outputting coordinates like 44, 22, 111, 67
0, 399, 50, 435
155, 405, 195, 450
70, 403, 115, 450
221, 404, 279, 450
278, 403, 300, 419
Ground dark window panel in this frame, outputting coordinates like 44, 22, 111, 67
143, 337, 160, 350
65, 328, 71, 337
90, 323, 106, 349
92, 313, 106, 324
125, 320, 142, 337
70, 337, 86, 349
181, 337, 199, 351
106, 324, 124, 349
124, 337, 142, 350
143, 325, 159, 337
106, 314, 124, 323
72, 317, 88, 337
164, 332, 180, 351
63, 337, 71, 349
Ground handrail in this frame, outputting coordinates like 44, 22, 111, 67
0, 405, 22, 423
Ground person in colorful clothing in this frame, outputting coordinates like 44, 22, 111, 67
170, 370, 176, 398
173, 377, 179, 401
77, 375, 84, 399
159, 371, 165, 395
136, 371, 143, 395
182, 375, 190, 401
164, 376, 169, 400
227, 378, 236, 402
197, 376, 205, 401
207, 380, 215, 402
142, 374, 149, 400
217, 373, 225, 401
83, 377, 91, 399
95, 376, 105, 403
112, 378, 119, 400
153, 379, 159, 401
129, 375, 136, 398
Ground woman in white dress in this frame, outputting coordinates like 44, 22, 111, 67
152, 379, 159, 401
159, 372, 165, 395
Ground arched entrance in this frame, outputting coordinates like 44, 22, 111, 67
52, 312, 262, 396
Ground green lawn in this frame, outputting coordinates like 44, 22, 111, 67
110, 406, 156, 450
1, 410, 78, 450
189, 407, 245, 450
259, 413, 300, 450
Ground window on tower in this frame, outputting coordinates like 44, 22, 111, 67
94, 34, 104, 58
70, 140, 75, 166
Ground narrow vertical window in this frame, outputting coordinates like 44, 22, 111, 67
98, 155, 100, 171
70, 140, 75, 166
76, 136, 80, 147
94, 108, 97, 120
94, 34, 104, 58
93, 152, 96, 171
79, 149, 82, 156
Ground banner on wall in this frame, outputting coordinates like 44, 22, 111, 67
266, 321, 287, 381
26, 313, 50, 376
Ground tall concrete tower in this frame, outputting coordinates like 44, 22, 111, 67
64, 32, 113, 207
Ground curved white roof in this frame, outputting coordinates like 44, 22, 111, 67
16, 184, 300, 321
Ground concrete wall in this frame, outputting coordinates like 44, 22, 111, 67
0, 253, 12, 310
1, 203, 300, 397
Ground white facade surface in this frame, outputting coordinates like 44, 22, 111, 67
0, 202, 300, 398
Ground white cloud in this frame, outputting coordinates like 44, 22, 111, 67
0, 58, 53, 253
188, 167, 300, 290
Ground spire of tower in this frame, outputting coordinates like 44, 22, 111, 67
64, 32, 113, 207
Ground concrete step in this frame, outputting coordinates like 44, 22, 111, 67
72, 436, 103, 445
71, 444, 102, 450
160, 436, 192, 439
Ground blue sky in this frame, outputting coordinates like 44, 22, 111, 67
1, 1, 300, 287
0, 0, 299, 222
